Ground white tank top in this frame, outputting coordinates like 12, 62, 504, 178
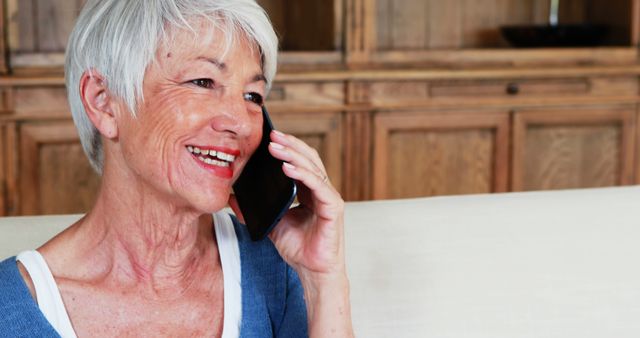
16, 211, 241, 338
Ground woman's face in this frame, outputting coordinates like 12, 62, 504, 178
114, 21, 265, 212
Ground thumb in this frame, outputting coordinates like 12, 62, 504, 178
228, 194, 245, 224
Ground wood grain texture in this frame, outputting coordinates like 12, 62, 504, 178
13, 86, 69, 116
344, 110, 372, 201
258, 0, 337, 51
373, 0, 558, 51
19, 122, 99, 215
36, 0, 81, 52
373, 111, 509, 199
266, 82, 345, 106
0, 3, 6, 74
512, 106, 636, 192
4, 123, 18, 215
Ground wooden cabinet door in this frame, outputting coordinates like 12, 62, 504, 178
373, 111, 509, 199
271, 111, 343, 195
512, 105, 636, 191
17, 121, 100, 215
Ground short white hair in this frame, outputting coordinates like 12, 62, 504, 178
65, 0, 278, 174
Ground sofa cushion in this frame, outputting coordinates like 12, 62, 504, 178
345, 186, 640, 337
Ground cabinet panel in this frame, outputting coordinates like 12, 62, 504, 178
13, 86, 70, 116
369, 77, 639, 106
19, 122, 100, 215
373, 0, 634, 52
257, 0, 341, 51
373, 111, 509, 199
267, 82, 345, 105
512, 106, 636, 191
271, 111, 344, 194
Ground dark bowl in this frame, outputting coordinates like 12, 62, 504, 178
500, 24, 609, 48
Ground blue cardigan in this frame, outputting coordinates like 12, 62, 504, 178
0, 216, 308, 337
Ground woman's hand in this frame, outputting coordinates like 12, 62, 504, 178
266, 130, 346, 279
231, 129, 353, 337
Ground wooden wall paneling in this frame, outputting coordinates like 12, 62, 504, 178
0, 123, 5, 215
36, 0, 81, 52
512, 106, 636, 192
0, 2, 7, 74
344, 82, 373, 200
4, 122, 18, 215
344, 110, 372, 201
6, 0, 36, 54
346, 0, 374, 64
372, 111, 510, 199
267, 82, 345, 106
257, 0, 285, 39
0, 87, 15, 113
632, 0, 640, 46
428, 1, 463, 49
461, 0, 503, 48
270, 112, 344, 195
13, 85, 70, 117
19, 122, 100, 215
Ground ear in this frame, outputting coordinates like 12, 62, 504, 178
79, 70, 119, 139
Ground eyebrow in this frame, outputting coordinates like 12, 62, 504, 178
196, 56, 266, 84
253, 74, 267, 83
197, 57, 227, 71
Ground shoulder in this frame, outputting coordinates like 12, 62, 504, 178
0, 257, 59, 336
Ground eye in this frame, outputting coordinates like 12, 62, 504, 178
244, 92, 264, 106
190, 78, 215, 89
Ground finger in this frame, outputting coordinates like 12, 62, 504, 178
227, 194, 246, 224
281, 162, 341, 220
269, 142, 328, 184
271, 130, 326, 175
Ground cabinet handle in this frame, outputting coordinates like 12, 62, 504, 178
506, 82, 520, 95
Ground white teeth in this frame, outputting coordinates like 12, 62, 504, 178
187, 146, 235, 166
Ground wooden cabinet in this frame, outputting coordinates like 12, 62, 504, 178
17, 121, 99, 215
512, 105, 636, 191
373, 110, 509, 199
2, 1, 640, 214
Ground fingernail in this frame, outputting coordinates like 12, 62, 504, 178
283, 162, 296, 170
270, 142, 284, 150
273, 130, 285, 137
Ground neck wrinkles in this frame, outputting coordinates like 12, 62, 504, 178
79, 164, 218, 297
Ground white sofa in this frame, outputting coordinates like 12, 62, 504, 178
2, 186, 640, 337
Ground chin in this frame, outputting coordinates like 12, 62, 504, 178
187, 193, 230, 214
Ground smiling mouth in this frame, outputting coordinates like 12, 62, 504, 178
186, 145, 237, 168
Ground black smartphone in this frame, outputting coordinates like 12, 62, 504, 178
232, 106, 297, 241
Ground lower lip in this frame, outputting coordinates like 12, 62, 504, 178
190, 153, 234, 179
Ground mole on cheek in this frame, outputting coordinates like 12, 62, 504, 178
166, 53, 172, 58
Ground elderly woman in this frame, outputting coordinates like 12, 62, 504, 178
0, 0, 353, 337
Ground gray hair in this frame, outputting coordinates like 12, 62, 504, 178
65, 0, 279, 174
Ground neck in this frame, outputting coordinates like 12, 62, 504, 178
63, 161, 219, 297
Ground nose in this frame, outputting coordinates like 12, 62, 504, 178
210, 93, 254, 138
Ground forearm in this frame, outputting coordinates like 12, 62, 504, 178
300, 271, 355, 338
